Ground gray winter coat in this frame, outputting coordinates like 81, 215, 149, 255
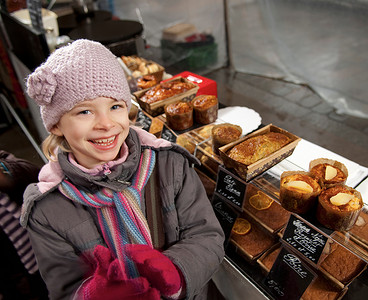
20, 128, 225, 300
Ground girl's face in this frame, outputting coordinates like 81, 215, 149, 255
51, 97, 130, 169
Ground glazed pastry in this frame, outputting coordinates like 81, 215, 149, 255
316, 184, 363, 231
227, 132, 291, 166
137, 75, 158, 90
191, 95, 218, 125
211, 123, 242, 155
309, 158, 348, 188
164, 101, 193, 131
140, 79, 195, 104
279, 171, 321, 214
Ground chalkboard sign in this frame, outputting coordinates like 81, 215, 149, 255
161, 125, 177, 143
215, 166, 246, 211
27, 0, 44, 32
264, 246, 316, 299
136, 110, 152, 132
212, 193, 239, 245
282, 215, 328, 264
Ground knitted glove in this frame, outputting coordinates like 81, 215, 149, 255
82, 245, 160, 300
125, 244, 183, 298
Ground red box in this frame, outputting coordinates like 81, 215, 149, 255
164, 71, 217, 97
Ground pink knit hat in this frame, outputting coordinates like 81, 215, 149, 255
26, 39, 131, 132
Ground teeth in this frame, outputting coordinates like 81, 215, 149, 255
93, 136, 115, 146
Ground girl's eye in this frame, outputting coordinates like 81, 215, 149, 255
111, 104, 124, 110
78, 110, 91, 115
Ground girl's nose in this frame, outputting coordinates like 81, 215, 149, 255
94, 112, 115, 130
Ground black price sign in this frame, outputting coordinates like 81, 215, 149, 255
212, 194, 239, 245
136, 110, 152, 132
264, 246, 316, 300
27, 0, 44, 32
215, 166, 246, 211
161, 125, 177, 143
282, 215, 328, 264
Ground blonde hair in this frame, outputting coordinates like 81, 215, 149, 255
42, 133, 71, 161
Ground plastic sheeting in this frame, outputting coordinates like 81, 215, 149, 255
106, 0, 227, 74
227, 0, 368, 118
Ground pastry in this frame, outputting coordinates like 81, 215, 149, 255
316, 185, 363, 231
164, 101, 193, 131
211, 123, 242, 155
231, 216, 276, 258
176, 134, 196, 154
350, 208, 368, 247
309, 158, 348, 188
191, 95, 218, 125
301, 275, 341, 300
227, 132, 291, 166
140, 79, 195, 104
259, 246, 281, 272
279, 171, 321, 214
137, 75, 158, 90
320, 242, 367, 284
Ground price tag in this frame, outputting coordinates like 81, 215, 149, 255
136, 110, 152, 132
212, 193, 239, 245
161, 125, 177, 143
26, 0, 44, 32
264, 246, 316, 299
215, 166, 246, 211
282, 215, 328, 264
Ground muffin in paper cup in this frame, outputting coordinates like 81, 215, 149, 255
309, 158, 348, 188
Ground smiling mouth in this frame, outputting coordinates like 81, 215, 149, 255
91, 136, 116, 146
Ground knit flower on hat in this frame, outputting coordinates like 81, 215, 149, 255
27, 66, 57, 106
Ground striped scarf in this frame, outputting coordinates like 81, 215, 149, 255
59, 149, 156, 278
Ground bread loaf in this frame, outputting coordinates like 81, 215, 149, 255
227, 132, 291, 165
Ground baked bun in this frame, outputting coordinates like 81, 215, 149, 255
191, 95, 218, 125
211, 123, 242, 155
316, 184, 363, 231
137, 75, 158, 90
309, 158, 348, 188
279, 171, 321, 214
164, 101, 193, 131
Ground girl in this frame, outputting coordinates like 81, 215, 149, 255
21, 39, 225, 300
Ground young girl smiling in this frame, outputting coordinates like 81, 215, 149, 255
20, 39, 225, 300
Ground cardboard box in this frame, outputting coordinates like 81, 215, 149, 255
133, 77, 199, 117
164, 71, 217, 97
219, 124, 301, 181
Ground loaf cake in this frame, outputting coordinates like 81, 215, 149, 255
140, 79, 195, 104
309, 158, 348, 188
259, 245, 281, 272
211, 123, 242, 155
164, 101, 193, 131
231, 216, 276, 259
301, 275, 342, 300
279, 171, 321, 214
227, 132, 291, 166
320, 242, 367, 285
316, 185, 363, 231
244, 185, 290, 232
191, 95, 218, 125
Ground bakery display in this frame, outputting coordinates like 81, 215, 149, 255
140, 79, 196, 104
320, 242, 367, 285
279, 171, 322, 214
164, 101, 193, 131
227, 132, 291, 166
309, 158, 348, 188
191, 94, 218, 125
316, 185, 363, 231
211, 123, 242, 155
244, 184, 290, 233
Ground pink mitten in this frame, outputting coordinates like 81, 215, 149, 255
125, 244, 183, 297
82, 245, 160, 300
